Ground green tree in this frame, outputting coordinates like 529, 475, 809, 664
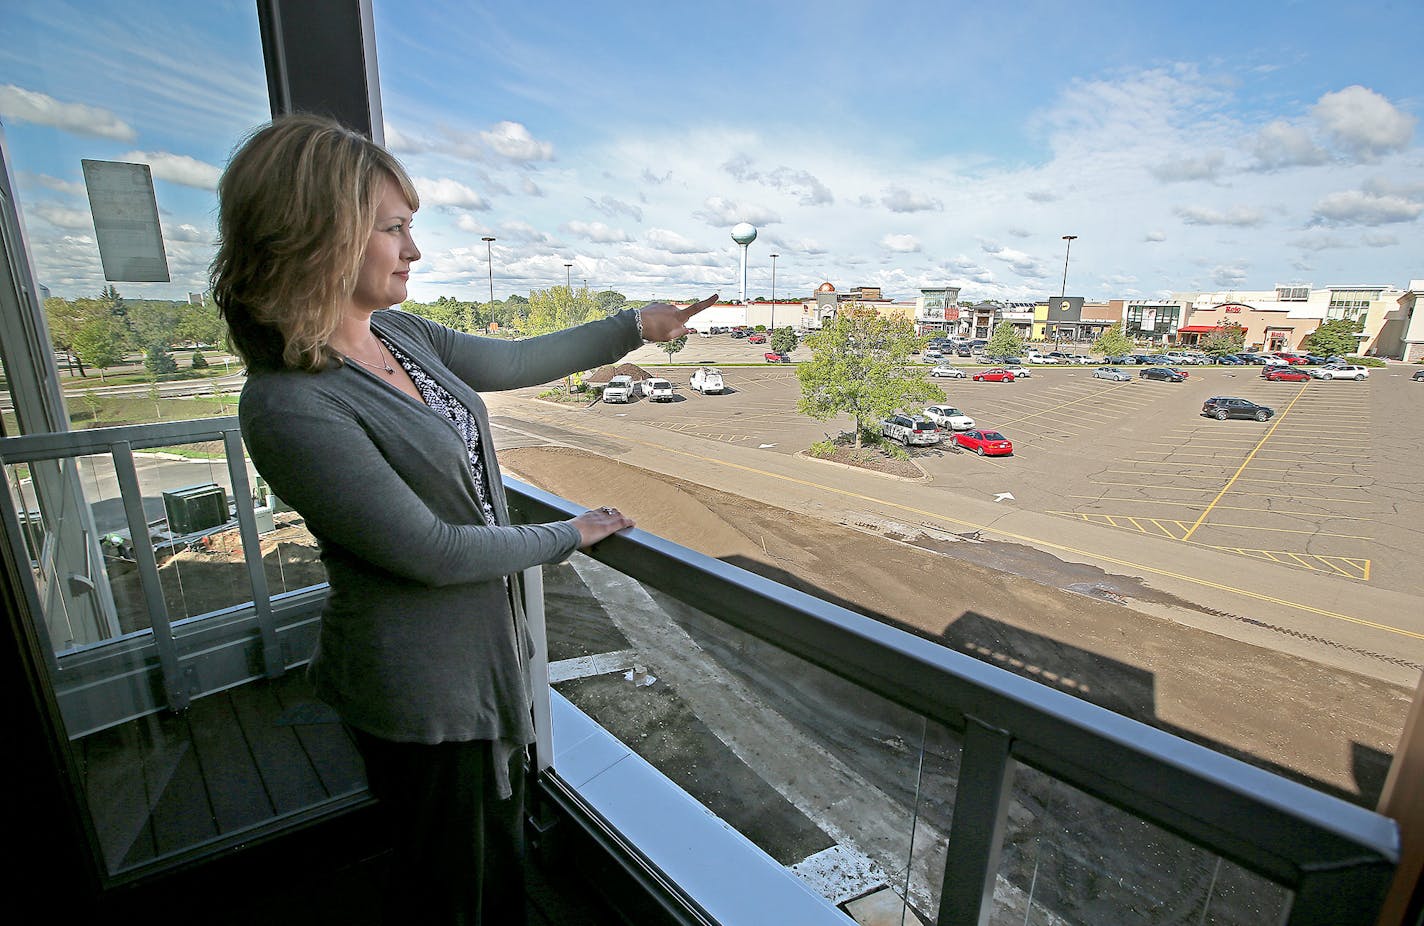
144, 343, 178, 375
128, 300, 185, 351
1302, 318, 1364, 356
1092, 321, 1134, 357
986, 323, 1025, 357
45, 296, 91, 375
661, 335, 687, 363
70, 314, 127, 381
596, 290, 628, 316
1199, 323, 1247, 356
770, 327, 799, 355
190, 350, 208, 369
525, 285, 602, 388
796, 306, 942, 448
177, 298, 226, 347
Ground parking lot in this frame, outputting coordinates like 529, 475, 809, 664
576, 354, 1423, 598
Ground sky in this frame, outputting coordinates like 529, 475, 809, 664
2, 0, 1422, 305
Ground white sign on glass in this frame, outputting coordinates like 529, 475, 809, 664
81, 159, 170, 283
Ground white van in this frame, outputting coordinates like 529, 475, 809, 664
690, 367, 725, 394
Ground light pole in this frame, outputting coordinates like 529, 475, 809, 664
481, 236, 496, 307
1058, 234, 1077, 349
564, 262, 573, 292
770, 253, 779, 330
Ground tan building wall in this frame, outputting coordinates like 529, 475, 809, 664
1181, 305, 1319, 351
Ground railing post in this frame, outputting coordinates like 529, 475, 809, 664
523, 564, 553, 775
939, 718, 1017, 926
223, 431, 282, 678
110, 442, 188, 710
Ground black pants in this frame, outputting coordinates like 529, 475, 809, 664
350, 729, 528, 926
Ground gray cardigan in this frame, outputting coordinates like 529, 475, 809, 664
240, 308, 642, 744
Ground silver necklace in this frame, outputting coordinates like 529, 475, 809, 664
347, 331, 395, 375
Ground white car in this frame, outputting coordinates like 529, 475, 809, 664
923, 349, 945, 361
923, 404, 975, 431
689, 367, 725, 393
881, 414, 942, 446
929, 364, 966, 378
602, 375, 635, 403
1002, 364, 1031, 378
1025, 353, 1059, 364
1093, 366, 1132, 381
641, 377, 676, 401
1310, 364, 1370, 381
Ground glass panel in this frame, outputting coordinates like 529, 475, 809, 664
544, 552, 959, 924
989, 763, 1290, 925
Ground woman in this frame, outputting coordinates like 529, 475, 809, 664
211, 113, 712, 924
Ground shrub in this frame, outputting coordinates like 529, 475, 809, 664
190, 350, 208, 369
1343, 355, 1386, 367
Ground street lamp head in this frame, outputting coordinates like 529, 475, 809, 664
482, 236, 496, 243
1062, 234, 1077, 242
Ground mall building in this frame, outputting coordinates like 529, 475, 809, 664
1170, 284, 1405, 354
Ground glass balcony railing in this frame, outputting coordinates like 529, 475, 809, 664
0, 416, 1400, 922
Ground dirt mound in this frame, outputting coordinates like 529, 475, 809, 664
585, 362, 653, 384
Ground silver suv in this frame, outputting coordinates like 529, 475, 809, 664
881, 414, 942, 446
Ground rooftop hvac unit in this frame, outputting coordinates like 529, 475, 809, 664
161, 483, 229, 536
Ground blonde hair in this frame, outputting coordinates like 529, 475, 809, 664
210, 114, 420, 372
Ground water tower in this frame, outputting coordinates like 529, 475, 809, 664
731, 222, 758, 305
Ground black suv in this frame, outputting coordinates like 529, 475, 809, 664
1139, 367, 1185, 382
1202, 396, 1275, 421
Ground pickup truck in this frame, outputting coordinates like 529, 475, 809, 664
602, 375, 635, 403
641, 377, 676, 402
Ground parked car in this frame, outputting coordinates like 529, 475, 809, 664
1202, 396, 1275, 421
1092, 366, 1132, 381
1216, 354, 1246, 365
641, 377, 676, 401
1275, 353, 1309, 365
746, 333, 767, 344
1303, 354, 1329, 365
948, 428, 1014, 456
1025, 352, 1059, 364
929, 364, 967, 378
1129, 354, 1154, 364
1262, 367, 1310, 382
1139, 367, 1185, 382
1310, 364, 1369, 381
1002, 364, 1031, 378
1047, 351, 1073, 362
923, 404, 975, 431
764, 351, 790, 363
602, 375, 636, 403
1414, 370, 1424, 382
923, 349, 944, 361
1104, 355, 1133, 365
689, 367, 724, 393
973, 368, 1017, 383
881, 414, 942, 446
730, 329, 749, 338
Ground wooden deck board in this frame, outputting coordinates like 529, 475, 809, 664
272, 671, 365, 797
144, 710, 217, 858
187, 691, 273, 833
231, 678, 330, 813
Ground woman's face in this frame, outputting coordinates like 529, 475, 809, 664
351, 174, 420, 313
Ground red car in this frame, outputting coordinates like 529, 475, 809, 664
1275, 353, 1308, 364
972, 368, 1016, 383
763, 351, 790, 363
746, 333, 767, 344
949, 428, 1014, 456
1263, 366, 1310, 382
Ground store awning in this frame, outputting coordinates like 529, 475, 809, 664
1177, 325, 1224, 333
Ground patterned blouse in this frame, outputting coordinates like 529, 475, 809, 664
380, 336, 498, 525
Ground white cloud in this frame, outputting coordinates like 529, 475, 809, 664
881, 186, 942, 213
1251, 120, 1329, 170
382, 124, 428, 154
29, 203, 92, 230
1175, 205, 1264, 227
0, 84, 136, 141
563, 220, 631, 243
1362, 232, 1399, 248
982, 243, 1051, 278
499, 220, 555, 244
881, 234, 921, 253
521, 176, 545, 197
1025, 190, 1058, 203
455, 214, 494, 235
1312, 189, 1423, 225
1311, 86, 1417, 161
695, 196, 780, 226
168, 223, 206, 242
413, 176, 489, 210
586, 195, 644, 222
21, 172, 87, 196
1212, 263, 1249, 286
1150, 152, 1225, 183
645, 228, 709, 253
118, 150, 222, 190
480, 121, 555, 161
1144, 230, 1167, 242
1288, 231, 1349, 252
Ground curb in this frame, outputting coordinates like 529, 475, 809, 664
795, 449, 929, 483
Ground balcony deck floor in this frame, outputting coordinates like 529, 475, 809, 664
77, 670, 627, 925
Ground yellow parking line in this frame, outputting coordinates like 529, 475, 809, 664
1102, 470, 1372, 490
1067, 495, 1372, 520
997, 382, 1134, 427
